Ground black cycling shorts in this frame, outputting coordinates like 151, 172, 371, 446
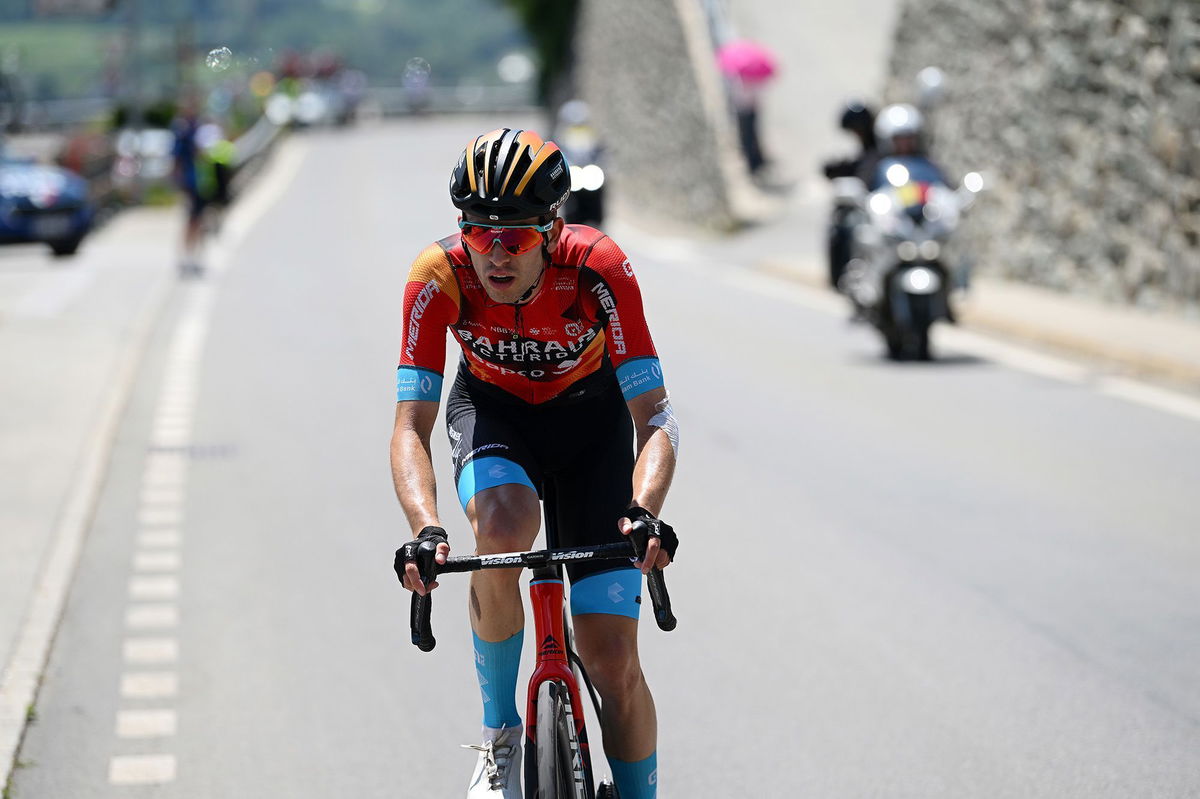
445, 369, 641, 615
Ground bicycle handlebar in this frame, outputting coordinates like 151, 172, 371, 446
406, 522, 677, 651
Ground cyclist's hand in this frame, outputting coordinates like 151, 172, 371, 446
395, 526, 450, 596
619, 507, 678, 574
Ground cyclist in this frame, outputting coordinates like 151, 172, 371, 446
392, 128, 679, 799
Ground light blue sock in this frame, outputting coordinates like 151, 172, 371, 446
608, 751, 657, 799
472, 630, 523, 728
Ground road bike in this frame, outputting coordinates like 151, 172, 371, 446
407, 522, 677, 798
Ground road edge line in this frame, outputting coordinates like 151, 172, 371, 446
0, 259, 175, 793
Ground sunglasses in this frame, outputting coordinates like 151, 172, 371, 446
458, 219, 554, 255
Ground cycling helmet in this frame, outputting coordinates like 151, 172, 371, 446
450, 128, 571, 221
874, 104, 924, 152
839, 101, 875, 134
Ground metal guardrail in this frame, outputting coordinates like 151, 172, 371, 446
367, 84, 536, 116
227, 113, 282, 197
7, 97, 113, 131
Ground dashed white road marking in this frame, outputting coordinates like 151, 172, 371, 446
123, 638, 179, 665
108, 754, 176, 785
137, 507, 184, 527
138, 530, 183, 548
120, 672, 178, 700
125, 605, 179, 630
128, 576, 180, 601
133, 551, 182, 573
140, 487, 186, 506
116, 709, 177, 739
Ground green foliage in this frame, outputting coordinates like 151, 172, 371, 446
496, 0, 579, 101
0, 0, 531, 100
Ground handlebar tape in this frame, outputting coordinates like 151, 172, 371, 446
406, 538, 441, 651
629, 520, 678, 632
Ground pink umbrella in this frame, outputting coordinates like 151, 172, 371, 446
717, 39, 777, 83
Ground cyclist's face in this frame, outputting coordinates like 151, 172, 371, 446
463, 214, 563, 304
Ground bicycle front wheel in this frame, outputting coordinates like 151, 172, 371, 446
535, 680, 588, 799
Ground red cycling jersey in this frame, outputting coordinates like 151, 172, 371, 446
397, 224, 664, 405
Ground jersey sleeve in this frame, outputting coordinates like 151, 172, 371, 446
580, 236, 665, 401
397, 244, 461, 402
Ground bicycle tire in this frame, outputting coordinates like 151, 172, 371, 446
535, 680, 587, 799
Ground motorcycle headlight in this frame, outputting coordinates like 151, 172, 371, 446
918, 240, 940, 260
868, 192, 893, 216
897, 241, 919, 261
898, 266, 941, 294
580, 164, 605, 191
569, 164, 585, 191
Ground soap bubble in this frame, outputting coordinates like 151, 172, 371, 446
206, 47, 233, 72
404, 57, 432, 81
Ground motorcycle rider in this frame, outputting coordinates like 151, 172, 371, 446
868, 103, 950, 190
822, 101, 879, 183
822, 101, 880, 289
555, 99, 606, 226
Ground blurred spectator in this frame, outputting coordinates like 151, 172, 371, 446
717, 39, 777, 175
171, 96, 233, 276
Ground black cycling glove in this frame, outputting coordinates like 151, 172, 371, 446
621, 506, 678, 561
394, 526, 448, 586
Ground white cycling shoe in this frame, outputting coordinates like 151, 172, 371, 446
464, 724, 523, 798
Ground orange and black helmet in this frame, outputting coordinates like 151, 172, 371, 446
450, 128, 571, 221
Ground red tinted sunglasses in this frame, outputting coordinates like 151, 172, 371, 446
458, 219, 553, 255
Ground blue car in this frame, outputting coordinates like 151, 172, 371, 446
0, 156, 94, 256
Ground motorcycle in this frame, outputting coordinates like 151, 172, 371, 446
840, 156, 982, 360
560, 128, 606, 227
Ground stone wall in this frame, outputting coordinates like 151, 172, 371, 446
886, 0, 1200, 314
573, 0, 746, 229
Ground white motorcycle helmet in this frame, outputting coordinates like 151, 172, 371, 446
874, 103, 924, 154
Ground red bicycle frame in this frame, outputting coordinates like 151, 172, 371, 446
525, 566, 594, 795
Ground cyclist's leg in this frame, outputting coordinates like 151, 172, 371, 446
448, 378, 543, 730
542, 389, 660, 798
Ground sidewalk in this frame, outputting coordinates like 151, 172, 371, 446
0, 208, 178, 720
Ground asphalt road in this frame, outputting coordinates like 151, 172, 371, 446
9, 119, 1200, 798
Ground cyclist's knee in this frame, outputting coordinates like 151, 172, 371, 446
469, 484, 540, 553
575, 622, 644, 699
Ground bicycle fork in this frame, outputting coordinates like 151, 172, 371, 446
525, 565, 596, 797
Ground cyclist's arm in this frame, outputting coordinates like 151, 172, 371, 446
391, 399, 449, 593
624, 385, 677, 571
627, 385, 675, 516
392, 244, 462, 591
391, 399, 441, 531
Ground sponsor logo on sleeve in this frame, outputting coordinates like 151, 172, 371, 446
590, 282, 624, 354
404, 279, 442, 362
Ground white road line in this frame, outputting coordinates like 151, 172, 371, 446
120, 672, 178, 700
116, 709, 177, 739
0, 230, 176, 791
125, 605, 179, 630
137, 508, 184, 527
108, 753, 176, 785
1099, 377, 1200, 422
141, 470, 188, 490
133, 551, 182, 573
128, 576, 180, 601
140, 487, 186, 506
122, 638, 178, 665
711, 251, 1200, 424
149, 432, 191, 448
151, 424, 193, 439
138, 530, 183, 548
